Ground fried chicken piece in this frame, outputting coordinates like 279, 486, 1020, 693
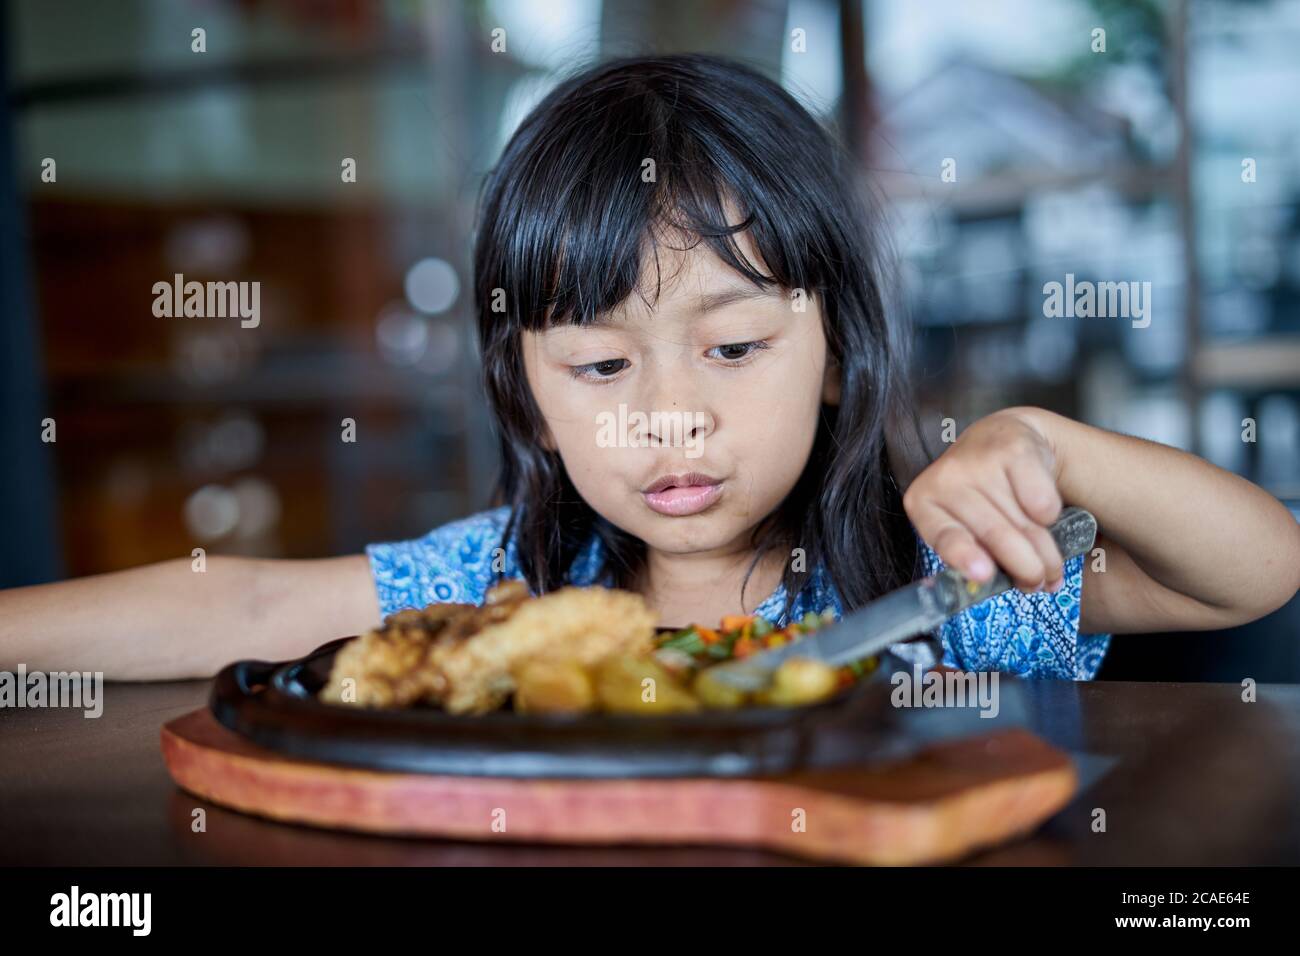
319, 580, 656, 715
319, 601, 476, 708
432, 587, 657, 714
484, 578, 529, 605
319, 580, 542, 708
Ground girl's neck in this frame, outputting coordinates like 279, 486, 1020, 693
635, 543, 788, 630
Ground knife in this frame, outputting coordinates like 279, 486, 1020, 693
706, 506, 1098, 692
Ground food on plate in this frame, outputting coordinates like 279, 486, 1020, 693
512, 658, 597, 715
320, 586, 878, 716
593, 654, 702, 715
321, 579, 655, 714
755, 657, 841, 708
689, 654, 840, 709
318, 600, 477, 708
653, 610, 877, 702
434, 584, 656, 713
690, 666, 749, 709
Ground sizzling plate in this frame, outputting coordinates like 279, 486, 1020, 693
209, 637, 942, 778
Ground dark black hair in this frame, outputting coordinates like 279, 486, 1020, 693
472, 52, 929, 621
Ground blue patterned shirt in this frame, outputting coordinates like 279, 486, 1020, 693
366, 506, 1110, 680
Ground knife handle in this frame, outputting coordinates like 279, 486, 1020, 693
929, 506, 1098, 615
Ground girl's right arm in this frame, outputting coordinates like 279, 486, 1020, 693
0, 554, 381, 680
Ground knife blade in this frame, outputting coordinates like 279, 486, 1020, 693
705, 506, 1098, 692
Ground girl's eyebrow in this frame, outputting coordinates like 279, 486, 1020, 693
549, 284, 783, 332
697, 284, 784, 313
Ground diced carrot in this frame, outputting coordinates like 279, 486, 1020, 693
697, 627, 720, 645
719, 615, 753, 632
733, 637, 756, 658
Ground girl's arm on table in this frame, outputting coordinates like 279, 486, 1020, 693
1028, 407, 1300, 634
0, 555, 380, 680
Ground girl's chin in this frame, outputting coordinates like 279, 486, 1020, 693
633, 518, 752, 558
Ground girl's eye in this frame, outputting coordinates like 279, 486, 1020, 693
569, 358, 628, 382
567, 341, 770, 381
708, 340, 771, 363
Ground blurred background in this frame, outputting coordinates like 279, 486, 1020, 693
3, 0, 1297, 679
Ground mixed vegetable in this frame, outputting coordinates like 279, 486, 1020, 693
508, 611, 881, 716
652, 610, 879, 694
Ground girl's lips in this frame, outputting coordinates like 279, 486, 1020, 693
641, 481, 724, 517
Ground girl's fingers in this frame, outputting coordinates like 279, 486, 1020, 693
908, 499, 996, 582
982, 481, 1064, 589
1005, 455, 1064, 526
1003, 450, 1066, 590
943, 489, 1052, 590
913, 493, 1044, 589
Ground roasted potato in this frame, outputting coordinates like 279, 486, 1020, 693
754, 657, 839, 707
691, 667, 749, 709
594, 654, 701, 714
512, 658, 597, 715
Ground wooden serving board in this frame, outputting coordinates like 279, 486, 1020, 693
161, 709, 1077, 865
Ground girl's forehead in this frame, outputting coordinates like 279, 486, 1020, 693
562, 241, 784, 332
545, 284, 787, 341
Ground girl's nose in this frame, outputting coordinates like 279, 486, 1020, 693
644, 409, 715, 444
636, 365, 716, 449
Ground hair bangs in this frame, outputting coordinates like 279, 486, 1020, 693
478, 67, 833, 336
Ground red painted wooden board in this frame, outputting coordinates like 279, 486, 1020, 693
161, 708, 1077, 865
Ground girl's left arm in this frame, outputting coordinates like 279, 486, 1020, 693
1030, 407, 1300, 634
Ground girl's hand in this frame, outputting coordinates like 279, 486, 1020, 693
902, 407, 1066, 592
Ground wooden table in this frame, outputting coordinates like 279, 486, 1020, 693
2, 678, 1299, 865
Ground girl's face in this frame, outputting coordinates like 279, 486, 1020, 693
522, 234, 838, 562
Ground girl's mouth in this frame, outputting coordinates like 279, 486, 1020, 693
641, 479, 724, 517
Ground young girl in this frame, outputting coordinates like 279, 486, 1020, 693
3, 54, 1297, 682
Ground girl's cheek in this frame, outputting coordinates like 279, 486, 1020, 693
725, 376, 815, 427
